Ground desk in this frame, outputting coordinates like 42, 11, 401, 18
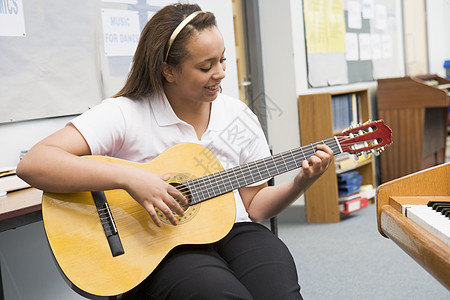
0, 188, 42, 232
0, 188, 42, 300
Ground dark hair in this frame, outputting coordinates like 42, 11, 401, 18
114, 4, 217, 99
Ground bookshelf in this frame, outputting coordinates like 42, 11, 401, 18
377, 75, 450, 183
298, 89, 375, 223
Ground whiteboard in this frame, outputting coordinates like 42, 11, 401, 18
0, 0, 103, 123
0, 0, 239, 123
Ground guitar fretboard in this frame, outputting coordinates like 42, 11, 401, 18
184, 137, 342, 205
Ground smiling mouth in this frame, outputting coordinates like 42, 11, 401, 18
206, 84, 220, 90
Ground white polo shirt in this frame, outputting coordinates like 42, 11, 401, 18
70, 93, 271, 222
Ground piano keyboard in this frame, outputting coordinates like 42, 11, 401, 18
405, 201, 450, 247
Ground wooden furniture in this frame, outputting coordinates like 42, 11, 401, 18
298, 88, 375, 222
377, 75, 450, 183
0, 188, 42, 231
376, 162, 450, 290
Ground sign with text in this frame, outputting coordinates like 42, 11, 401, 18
0, 0, 26, 37
101, 9, 140, 56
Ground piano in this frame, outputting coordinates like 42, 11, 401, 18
376, 162, 450, 290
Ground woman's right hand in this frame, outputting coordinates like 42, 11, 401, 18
122, 167, 188, 227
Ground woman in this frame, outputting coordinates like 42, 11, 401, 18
17, 3, 333, 299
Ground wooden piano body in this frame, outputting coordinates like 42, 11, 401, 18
376, 162, 450, 290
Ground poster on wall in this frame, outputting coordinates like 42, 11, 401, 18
101, 9, 140, 56
0, 0, 26, 37
303, 0, 401, 87
303, 0, 348, 87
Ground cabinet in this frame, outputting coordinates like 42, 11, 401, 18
298, 89, 375, 223
377, 75, 450, 183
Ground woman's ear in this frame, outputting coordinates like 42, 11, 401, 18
162, 62, 176, 83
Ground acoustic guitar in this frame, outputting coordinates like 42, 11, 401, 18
42, 120, 392, 297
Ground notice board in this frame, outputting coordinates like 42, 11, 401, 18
303, 0, 402, 87
0, 0, 169, 124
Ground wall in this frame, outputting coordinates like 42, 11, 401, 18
258, 1, 301, 195
426, 0, 450, 77
259, 0, 405, 207
403, 0, 429, 75
0, 0, 238, 169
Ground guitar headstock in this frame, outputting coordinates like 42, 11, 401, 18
336, 120, 392, 156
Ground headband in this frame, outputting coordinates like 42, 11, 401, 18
164, 11, 203, 62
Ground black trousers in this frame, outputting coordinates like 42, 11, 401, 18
126, 222, 303, 300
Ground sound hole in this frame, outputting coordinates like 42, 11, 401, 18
156, 173, 200, 225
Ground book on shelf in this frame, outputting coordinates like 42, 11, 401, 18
331, 93, 361, 132
335, 152, 372, 174
356, 152, 372, 163
338, 192, 361, 201
359, 184, 375, 199
339, 196, 368, 214
338, 185, 360, 196
338, 173, 362, 186
337, 170, 362, 196
339, 185, 375, 202
336, 170, 359, 181
335, 154, 357, 172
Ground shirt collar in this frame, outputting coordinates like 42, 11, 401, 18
150, 93, 228, 131
149, 93, 184, 126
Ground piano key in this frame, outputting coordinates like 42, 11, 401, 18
428, 201, 450, 219
434, 204, 450, 212
405, 205, 450, 247
441, 208, 450, 219
428, 201, 450, 209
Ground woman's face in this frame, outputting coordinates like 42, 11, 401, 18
169, 26, 226, 104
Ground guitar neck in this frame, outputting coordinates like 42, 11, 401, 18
185, 137, 342, 204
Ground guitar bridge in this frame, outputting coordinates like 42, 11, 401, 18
91, 191, 125, 257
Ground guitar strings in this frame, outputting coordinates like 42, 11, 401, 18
105, 139, 341, 217
106, 134, 376, 218
183, 140, 341, 198
176, 137, 344, 204
175, 134, 379, 204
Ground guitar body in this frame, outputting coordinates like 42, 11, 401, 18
42, 143, 236, 297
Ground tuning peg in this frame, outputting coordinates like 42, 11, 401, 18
347, 122, 361, 130
376, 147, 385, 153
